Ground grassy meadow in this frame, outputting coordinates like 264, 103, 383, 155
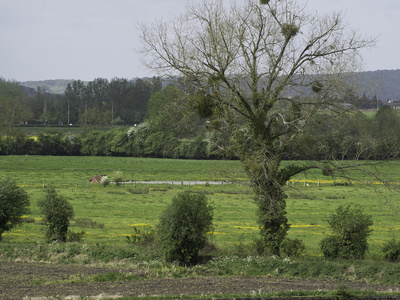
1, 155, 400, 258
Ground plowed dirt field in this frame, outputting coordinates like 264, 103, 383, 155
1, 261, 399, 299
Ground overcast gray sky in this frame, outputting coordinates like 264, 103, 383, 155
1, 0, 399, 82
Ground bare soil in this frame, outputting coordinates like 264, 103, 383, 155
1, 261, 399, 299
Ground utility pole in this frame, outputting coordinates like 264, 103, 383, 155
67, 99, 70, 125
85, 100, 88, 126
43, 98, 47, 124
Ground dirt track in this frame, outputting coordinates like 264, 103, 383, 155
1, 261, 400, 299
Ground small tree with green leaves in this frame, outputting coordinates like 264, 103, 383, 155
320, 204, 373, 259
101, 175, 110, 187
0, 179, 30, 241
37, 187, 74, 243
112, 171, 123, 186
157, 192, 213, 265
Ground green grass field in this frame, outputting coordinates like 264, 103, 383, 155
1, 156, 400, 258
0, 155, 246, 183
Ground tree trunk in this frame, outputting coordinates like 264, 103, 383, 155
254, 183, 289, 256
243, 156, 290, 256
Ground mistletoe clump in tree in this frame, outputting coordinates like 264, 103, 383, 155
140, 0, 375, 255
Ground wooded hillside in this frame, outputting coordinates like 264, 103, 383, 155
19, 69, 400, 101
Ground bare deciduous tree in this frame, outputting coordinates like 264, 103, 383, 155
140, 0, 375, 255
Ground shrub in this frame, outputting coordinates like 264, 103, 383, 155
178, 135, 208, 159
101, 176, 110, 187
382, 239, 400, 262
126, 226, 155, 246
253, 238, 265, 256
144, 132, 181, 158
281, 238, 306, 257
320, 235, 341, 259
67, 230, 86, 243
157, 192, 213, 265
112, 170, 123, 186
320, 203, 373, 259
37, 187, 74, 243
0, 179, 30, 241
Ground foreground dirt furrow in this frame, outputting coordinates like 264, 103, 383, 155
1, 261, 399, 299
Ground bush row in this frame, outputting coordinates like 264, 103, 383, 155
2, 117, 400, 160
0, 126, 214, 159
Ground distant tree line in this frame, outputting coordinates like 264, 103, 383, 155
1, 108, 400, 161
1, 78, 400, 160
0, 77, 162, 128
64, 77, 162, 126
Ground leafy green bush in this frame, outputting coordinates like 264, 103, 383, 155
320, 204, 373, 259
320, 235, 340, 258
382, 238, 400, 262
157, 192, 213, 265
330, 285, 355, 299
101, 175, 110, 187
112, 170, 123, 186
0, 179, 30, 241
178, 135, 208, 159
67, 230, 86, 243
144, 132, 181, 158
281, 238, 306, 257
253, 238, 266, 256
126, 226, 155, 246
37, 187, 74, 243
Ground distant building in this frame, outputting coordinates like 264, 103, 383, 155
88, 175, 106, 183
386, 99, 400, 109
